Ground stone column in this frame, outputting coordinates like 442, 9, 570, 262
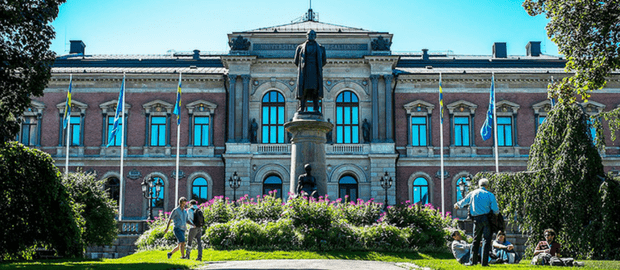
241, 75, 251, 142
384, 74, 393, 142
370, 75, 380, 142
285, 113, 333, 197
227, 74, 237, 142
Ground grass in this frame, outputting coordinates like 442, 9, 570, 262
1, 249, 618, 270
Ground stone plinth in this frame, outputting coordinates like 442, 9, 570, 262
285, 113, 333, 197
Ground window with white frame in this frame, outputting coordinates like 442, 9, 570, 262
403, 100, 434, 147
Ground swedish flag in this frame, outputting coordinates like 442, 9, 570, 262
439, 75, 444, 124
173, 74, 182, 125
62, 75, 73, 129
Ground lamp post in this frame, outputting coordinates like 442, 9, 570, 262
458, 175, 472, 220
380, 171, 393, 211
228, 171, 241, 204
141, 175, 163, 220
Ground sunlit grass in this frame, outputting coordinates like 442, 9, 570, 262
1, 249, 618, 270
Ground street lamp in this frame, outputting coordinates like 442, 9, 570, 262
458, 175, 472, 220
228, 171, 241, 204
141, 175, 163, 220
380, 171, 393, 211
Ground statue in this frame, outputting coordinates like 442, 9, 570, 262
326, 118, 333, 144
296, 164, 318, 198
250, 118, 258, 143
229, 35, 251, 51
362, 119, 371, 143
294, 30, 326, 113
371, 36, 392, 51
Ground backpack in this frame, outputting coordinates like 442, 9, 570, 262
193, 208, 205, 228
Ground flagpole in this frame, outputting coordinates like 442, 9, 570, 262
65, 74, 72, 176
119, 73, 126, 221
175, 73, 182, 205
492, 73, 499, 173
439, 73, 445, 216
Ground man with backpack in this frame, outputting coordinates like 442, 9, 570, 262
186, 199, 204, 261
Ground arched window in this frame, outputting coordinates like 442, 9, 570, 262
339, 175, 358, 202
104, 177, 120, 204
335, 91, 359, 144
261, 91, 285, 144
263, 175, 283, 199
454, 176, 471, 219
412, 177, 429, 204
151, 177, 165, 208
192, 177, 209, 203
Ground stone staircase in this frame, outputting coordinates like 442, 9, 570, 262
85, 220, 146, 259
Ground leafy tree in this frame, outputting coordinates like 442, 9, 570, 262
483, 103, 620, 259
62, 171, 118, 247
0, 141, 83, 259
0, 0, 65, 142
523, 0, 620, 103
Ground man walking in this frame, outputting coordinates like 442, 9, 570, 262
185, 199, 203, 261
454, 178, 499, 266
164, 197, 188, 259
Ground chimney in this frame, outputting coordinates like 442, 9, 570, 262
526, 41, 541, 57
69, 40, 86, 55
193, 49, 200, 60
493, 42, 507, 58
422, 49, 429, 60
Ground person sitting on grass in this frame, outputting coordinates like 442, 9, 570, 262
164, 197, 188, 259
451, 230, 472, 264
492, 230, 519, 264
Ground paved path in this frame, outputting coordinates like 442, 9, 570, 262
196, 259, 429, 270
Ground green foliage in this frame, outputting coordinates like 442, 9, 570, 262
483, 103, 620, 259
0, 142, 83, 259
137, 195, 456, 253
523, 0, 620, 102
62, 171, 118, 247
0, 0, 65, 141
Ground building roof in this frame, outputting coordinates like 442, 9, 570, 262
242, 20, 375, 34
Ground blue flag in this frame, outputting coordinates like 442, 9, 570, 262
62, 75, 73, 129
107, 78, 125, 147
480, 76, 494, 141
173, 74, 182, 125
439, 75, 444, 124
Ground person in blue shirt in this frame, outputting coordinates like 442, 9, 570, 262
164, 197, 188, 259
454, 178, 499, 266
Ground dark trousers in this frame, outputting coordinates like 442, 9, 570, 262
470, 214, 492, 266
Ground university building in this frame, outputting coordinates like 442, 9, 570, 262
21, 9, 620, 220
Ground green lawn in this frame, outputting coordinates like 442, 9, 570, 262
1, 250, 618, 270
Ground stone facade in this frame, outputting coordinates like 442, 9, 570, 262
19, 11, 620, 220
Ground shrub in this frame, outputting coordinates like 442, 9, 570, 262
360, 223, 408, 251
0, 142, 83, 259
136, 214, 176, 250
202, 196, 233, 226
63, 170, 118, 247
282, 196, 335, 231
234, 193, 284, 223
338, 198, 382, 226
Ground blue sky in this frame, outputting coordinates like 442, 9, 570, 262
50, 0, 559, 56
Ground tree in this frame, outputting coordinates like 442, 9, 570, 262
484, 103, 620, 259
0, 141, 83, 259
62, 171, 118, 247
523, 0, 620, 103
0, 0, 65, 142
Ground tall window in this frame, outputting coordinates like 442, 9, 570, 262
411, 116, 427, 146
192, 177, 209, 203
19, 116, 38, 146
497, 116, 513, 146
263, 175, 283, 199
454, 116, 470, 146
261, 91, 285, 144
412, 177, 429, 204
194, 116, 210, 146
151, 177, 164, 208
150, 116, 166, 146
105, 177, 120, 204
107, 116, 123, 146
339, 175, 358, 202
68, 116, 81, 146
336, 91, 359, 144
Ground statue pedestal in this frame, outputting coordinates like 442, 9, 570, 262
285, 113, 333, 197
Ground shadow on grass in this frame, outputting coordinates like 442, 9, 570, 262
312, 250, 454, 261
0, 258, 192, 270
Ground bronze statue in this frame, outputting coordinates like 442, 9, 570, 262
250, 118, 258, 143
294, 30, 326, 113
296, 164, 318, 198
362, 119, 371, 143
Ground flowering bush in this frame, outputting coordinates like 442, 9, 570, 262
137, 195, 456, 252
